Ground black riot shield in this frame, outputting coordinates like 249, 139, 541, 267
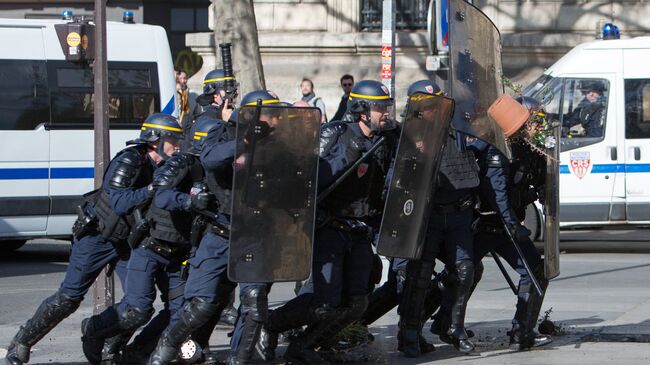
228, 105, 320, 283
448, 0, 509, 157
544, 126, 560, 279
377, 93, 454, 259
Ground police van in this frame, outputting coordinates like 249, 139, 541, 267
523, 36, 650, 235
0, 17, 176, 251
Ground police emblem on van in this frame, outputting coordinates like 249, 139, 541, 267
570, 151, 591, 179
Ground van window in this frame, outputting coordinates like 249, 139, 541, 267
0, 60, 50, 130
624, 79, 650, 139
559, 78, 609, 151
47, 61, 159, 129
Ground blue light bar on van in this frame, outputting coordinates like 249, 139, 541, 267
602, 23, 620, 40
62, 10, 73, 20
123, 11, 135, 24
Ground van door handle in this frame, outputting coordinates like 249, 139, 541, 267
634, 147, 641, 161
609, 146, 617, 161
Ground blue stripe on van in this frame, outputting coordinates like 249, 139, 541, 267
0, 168, 49, 180
50, 167, 94, 179
560, 164, 650, 174
162, 96, 174, 114
0, 167, 94, 180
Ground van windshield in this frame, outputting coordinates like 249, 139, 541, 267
524, 75, 609, 152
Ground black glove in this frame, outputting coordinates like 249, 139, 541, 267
188, 192, 214, 212
345, 136, 367, 161
508, 223, 531, 242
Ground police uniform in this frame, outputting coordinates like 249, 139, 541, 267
148, 110, 241, 365
261, 80, 398, 365
472, 141, 551, 349
3, 116, 179, 365
398, 133, 480, 357
81, 153, 205, 364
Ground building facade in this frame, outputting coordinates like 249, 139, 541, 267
187, 0, 650, 118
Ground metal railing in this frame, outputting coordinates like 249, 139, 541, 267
360, 0, 429, 31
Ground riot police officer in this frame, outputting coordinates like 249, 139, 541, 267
4, 113, 182, 365
472, 96, 552, 350
189, 69, 237, 134
227, 90, 284, 365
148, 92, 279, 365
359, 80, 446, 354
398, 85, 482, 357
80, 115, 219, 364
259, 80, 399, 365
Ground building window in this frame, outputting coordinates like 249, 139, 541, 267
360, 0, 429, 31
171, 7, 209, 32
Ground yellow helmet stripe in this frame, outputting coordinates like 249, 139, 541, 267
141, 123, 182, 133
435, 91, 443, 95
193, 136, 202, 140
194, 132, 208, 137
349, 92, 391, 101
203, 76, 236, 85
244, 99, 280, 106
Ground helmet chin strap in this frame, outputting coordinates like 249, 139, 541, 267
156, 137, 173, 161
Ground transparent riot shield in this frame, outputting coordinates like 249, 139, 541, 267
228, 106, 320, 282
544, 125, 560, 279
448, 0, 509, 157
377, 93, 454, 259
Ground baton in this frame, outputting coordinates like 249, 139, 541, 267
219, 43, 237, 104
490, 250, 518, 295
500, 217, 544, 297
317, 136, 386, 204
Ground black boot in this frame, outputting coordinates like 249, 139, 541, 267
256, 293, 320, 363
82, 305, 152, 365
510, 264, 551, 350
285, 296, 368, 365
149, 298, 220, 365
446, 260, 475, 353
397, 260, 435, 358
229, 286, 269, 365
5, 292, 81, 365
101, 331, 135, 364
360, 279, 398, 326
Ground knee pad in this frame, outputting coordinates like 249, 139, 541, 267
46, 291, 83, 320
241, 286, 269, 322
118, 305, 154, 331
455, 260, 475, 286
181, 297, 221, 328
406, 260, 436, 290
474, 261, 484, 284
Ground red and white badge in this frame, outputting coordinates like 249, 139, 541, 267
425, 85, 434, 94
569, 151, 591, 179
357, 163, 369, 178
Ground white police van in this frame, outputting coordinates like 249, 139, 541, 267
0, 17, 176, 251
524, 36, 650, 234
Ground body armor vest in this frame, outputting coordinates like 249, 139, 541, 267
205, 122, 235, 213
507, 142, 546, 220
91, 145, 154, 244
437, 136, 480, 192
321, 125, 398, 219
148, 154, 204, 245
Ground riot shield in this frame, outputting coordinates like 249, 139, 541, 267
377, 93, 454, 259
448, 0, 509, 157
544, 125, 560, 279
228, 105, 320, 282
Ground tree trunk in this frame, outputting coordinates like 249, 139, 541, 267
213, 0, 266, 96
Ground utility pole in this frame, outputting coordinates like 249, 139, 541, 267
92, 0, 113, 314
213, 0, 266, 96
381, 0, 396, 119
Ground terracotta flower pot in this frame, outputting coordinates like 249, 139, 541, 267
487, 94, 529, 137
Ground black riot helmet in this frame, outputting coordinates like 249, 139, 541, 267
407, 79, 443, 97
202, 69, 236, 96
128, 113, 183, 160
187, 118, 222, 156
241, 90, 280, 107
347, 80, 395, 132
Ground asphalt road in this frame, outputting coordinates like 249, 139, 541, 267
0, 230, 649, 364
